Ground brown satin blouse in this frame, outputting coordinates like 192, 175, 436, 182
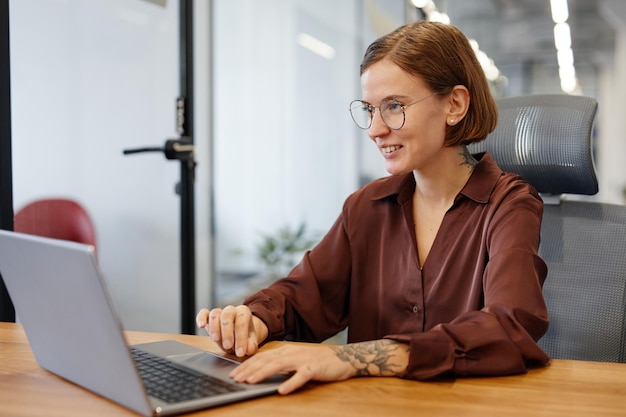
244, 152, 550, 380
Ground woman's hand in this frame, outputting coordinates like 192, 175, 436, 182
230, 339, 410, 395
196, 305, 268, 357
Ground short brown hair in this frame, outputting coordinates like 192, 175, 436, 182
360, 21, 497, 146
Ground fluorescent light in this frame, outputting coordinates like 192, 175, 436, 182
411, 0, 429, 8
550, 2, 577, 93
297, 33, 335, 60
559, 65, 577, 93
553, 22, 571, 51
550, 0, 569, 24
428, 11, 450, 24
559, 64, 576, 80
557, 48, 574, 67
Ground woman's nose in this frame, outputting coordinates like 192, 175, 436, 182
367, 110, 390, 140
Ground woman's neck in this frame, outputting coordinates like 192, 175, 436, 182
412, 145, 476, 206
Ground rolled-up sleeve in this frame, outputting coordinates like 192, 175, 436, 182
245, 214, 353, 343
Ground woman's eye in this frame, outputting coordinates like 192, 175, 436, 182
356, 103, 371, 113
385, 101, 403, 112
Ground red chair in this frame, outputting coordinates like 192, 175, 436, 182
14, 198, 97, 247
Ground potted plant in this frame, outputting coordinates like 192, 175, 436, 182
256, 222, 319, 279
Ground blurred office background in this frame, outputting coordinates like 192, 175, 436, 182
6, 0, 626, 333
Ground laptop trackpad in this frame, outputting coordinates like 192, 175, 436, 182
171, 351, 239, 379
173, 352, 288, 385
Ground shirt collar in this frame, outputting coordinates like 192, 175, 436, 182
369, 151, 503, 204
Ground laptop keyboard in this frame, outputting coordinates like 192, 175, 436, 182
131, 347, 244, 404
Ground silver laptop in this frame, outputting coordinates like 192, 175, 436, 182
0, 230, 284, 416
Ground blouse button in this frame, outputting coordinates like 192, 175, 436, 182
412, 305, 419, 314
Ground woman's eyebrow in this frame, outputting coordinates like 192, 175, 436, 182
362, 94, 412, 104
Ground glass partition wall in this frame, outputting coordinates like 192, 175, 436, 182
9, 0, 186, 332
212, 0, 412, 306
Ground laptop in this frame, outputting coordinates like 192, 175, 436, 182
0, 230, 284, 416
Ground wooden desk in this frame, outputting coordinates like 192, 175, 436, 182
2, 322, 625, 417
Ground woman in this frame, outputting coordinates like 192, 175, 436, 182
197, 20, 549, 395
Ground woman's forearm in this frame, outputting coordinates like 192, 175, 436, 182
332, 339, 409, 377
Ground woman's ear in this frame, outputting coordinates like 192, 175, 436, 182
446, 85, 470, 126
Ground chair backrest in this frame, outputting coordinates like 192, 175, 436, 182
470, 94, 626, 363
14, 198, 97, 248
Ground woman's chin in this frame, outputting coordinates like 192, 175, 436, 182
384, 163, 411, 176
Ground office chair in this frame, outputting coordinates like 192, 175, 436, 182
14, 198, 97, 247
469, 94, 626, 363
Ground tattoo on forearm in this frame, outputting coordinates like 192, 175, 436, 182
332, 340, 408, 377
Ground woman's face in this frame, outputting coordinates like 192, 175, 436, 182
360, 60, 449, 176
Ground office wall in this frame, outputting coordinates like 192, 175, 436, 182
9, 0, 213, 333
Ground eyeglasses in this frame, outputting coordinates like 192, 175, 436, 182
349, 93, 439, 130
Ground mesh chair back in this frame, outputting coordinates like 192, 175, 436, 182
470, 94, 626, 363
469, 94, 598, 195
540, 203, 626, 362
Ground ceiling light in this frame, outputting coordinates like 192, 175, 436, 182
411, 0, 429, 8
297, 33, 335, 60
428, 11, 450, 24
559, 65, 577, 93
557, 48, 574, 67
553, 22, 571, 51
550, 0, 569, 24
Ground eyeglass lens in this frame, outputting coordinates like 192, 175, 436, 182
349, 99, 406, 130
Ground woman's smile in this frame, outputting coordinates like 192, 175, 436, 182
381, 145, 403, 156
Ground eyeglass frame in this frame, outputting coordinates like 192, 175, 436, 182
349, 92, 441, 130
